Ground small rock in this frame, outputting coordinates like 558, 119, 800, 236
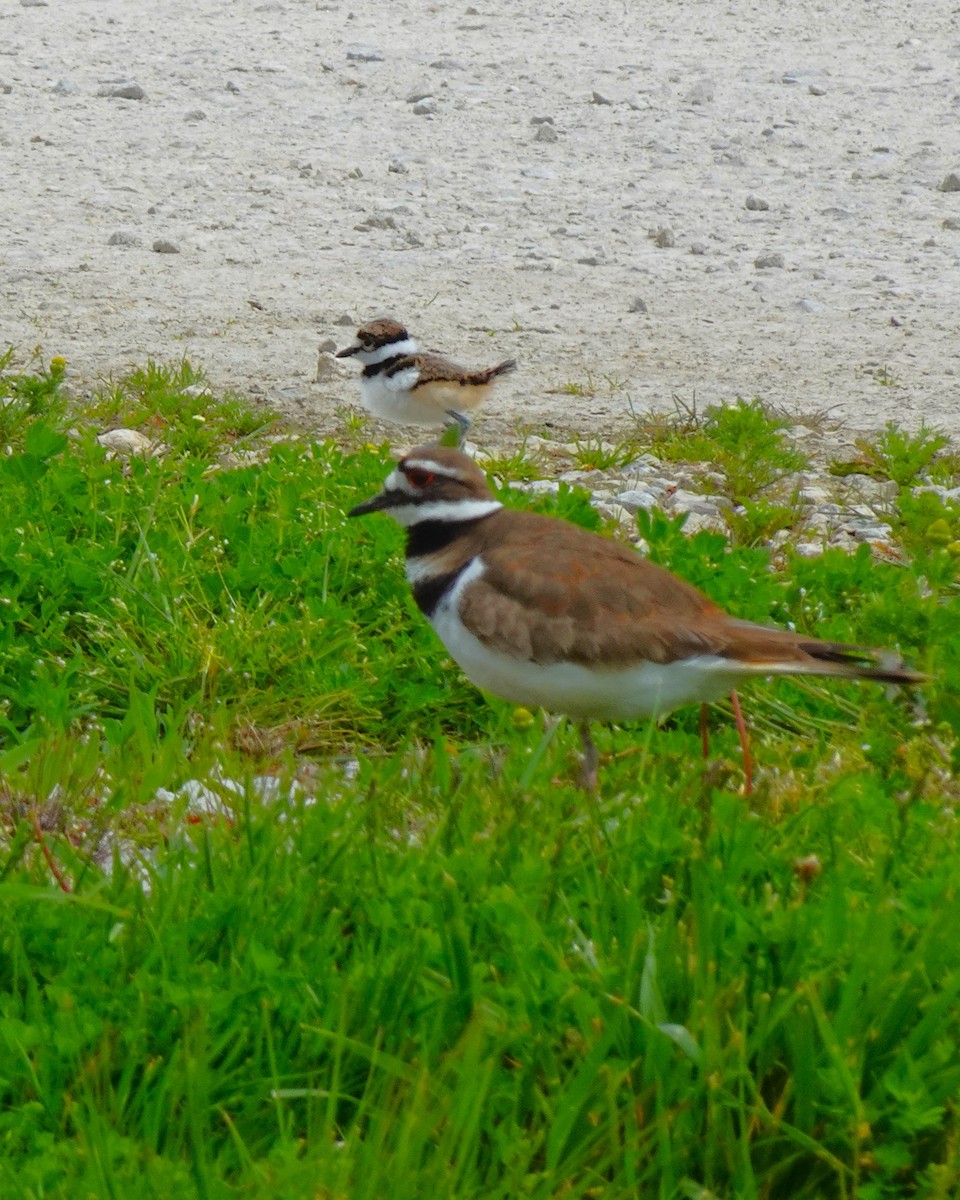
20, 0, 49, 6
99, 83, 146, 101
335, 313, 356, 326
808, 83, 827, 96
530, 115, 554, 125
521, 165, 555, 179
108, 230, 140, 247
97, 429, 156, 457
628, 296, 648, 314
938, 173, 960, 193
315, 353, 340, 383
406, 85, 433, 103
577, 255, 602, 266
346, 167, 363, 179
755, 252, 785, 269
942, 217, 960, 230
745, 194, 770, 211
412, 97, 438, 116
614, 487, 659, 513
684, 78, 715, 105
225, 79, 241, 94
0, 84, 11, 95
797, 298, 825, 313
653, 227, 676, 248
515, 479, 561, 497
317, 337, 338, 354
690, 242, 707, 255
51, 79, 78, 95
346, 44, 385, 62
388, 157, 408, 174
152, 239, 180, 254
534, 123, 559, 143
590, 90, 613, 106
681, 511, 728, 536
185, 109, 206, 121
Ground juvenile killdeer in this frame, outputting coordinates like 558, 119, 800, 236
348, 447, 926, 791
336, 318, 516, 439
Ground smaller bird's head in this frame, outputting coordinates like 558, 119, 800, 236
348, 447, 501, 527
335, 317, 415, 363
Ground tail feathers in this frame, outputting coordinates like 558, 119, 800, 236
794, 640, 926, 686
473, 358, 517, 384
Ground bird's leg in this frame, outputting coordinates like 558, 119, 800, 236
577, 720, 599, 793
442, 410, 471, 448
699, 703, 710, 760
729, 690, 753, 796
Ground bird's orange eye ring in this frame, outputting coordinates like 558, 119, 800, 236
405, 467, 436, 488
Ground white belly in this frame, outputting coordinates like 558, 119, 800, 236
360, 372, 448, 427
431, 562, 741, 721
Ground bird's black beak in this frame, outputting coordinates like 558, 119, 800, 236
347, 489, 394, 518
335, 342, 361, 358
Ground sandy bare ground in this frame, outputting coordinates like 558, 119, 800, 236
2, 0, 960, 440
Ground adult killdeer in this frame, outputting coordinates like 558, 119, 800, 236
348, 447, 925, 791
336, 318, 516, 439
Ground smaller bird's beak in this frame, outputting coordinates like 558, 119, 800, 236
335, 342, 361, 358
347, 489, 394, 518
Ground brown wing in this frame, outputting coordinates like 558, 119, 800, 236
460, 511, 725, 667
406, 353, 516, 389
459, 510, 925, 683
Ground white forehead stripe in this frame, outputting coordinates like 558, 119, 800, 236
400, 458, 469, 481
363, 337, 418, 364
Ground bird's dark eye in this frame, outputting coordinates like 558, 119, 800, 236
405, 467, 436, 488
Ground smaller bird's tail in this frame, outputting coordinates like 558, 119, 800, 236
471, 358, 517, 385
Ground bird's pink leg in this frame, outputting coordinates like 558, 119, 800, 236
729, 690, 753, 795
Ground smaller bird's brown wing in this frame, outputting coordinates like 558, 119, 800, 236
460, 511, 923, 683
406, 353, 515, 389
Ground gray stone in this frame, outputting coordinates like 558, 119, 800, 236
938, 172, 960, 193
808, 83, 827, 96
152, 239, 180, 254
745, 194, 769, 211
798, 298, 825, 313
614, 487, 659, 513
628, 296, 648, 313
681, 511, 728, 536
406, 85, 433, 103
755, 252, 785, 269
347, 44, 385, 62
388, 157, 408, 174
335, 313, 356, 326
590, 90, 613, 106
412, 98, 438, 116
653, 226, 676, 248
185, 109, 206, 122
684, 78, 715, 105
534, 123, 559, 143
690, 242, 707, 255
225, 79, 241, 94
100, 83, 146, 101
108, 230, 140, 247
51, 79, 78, 95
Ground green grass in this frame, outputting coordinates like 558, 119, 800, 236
1, 358, 959, 1198
642, 399, 808, 504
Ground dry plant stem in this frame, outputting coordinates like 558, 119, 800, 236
30, 810, 71, 893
